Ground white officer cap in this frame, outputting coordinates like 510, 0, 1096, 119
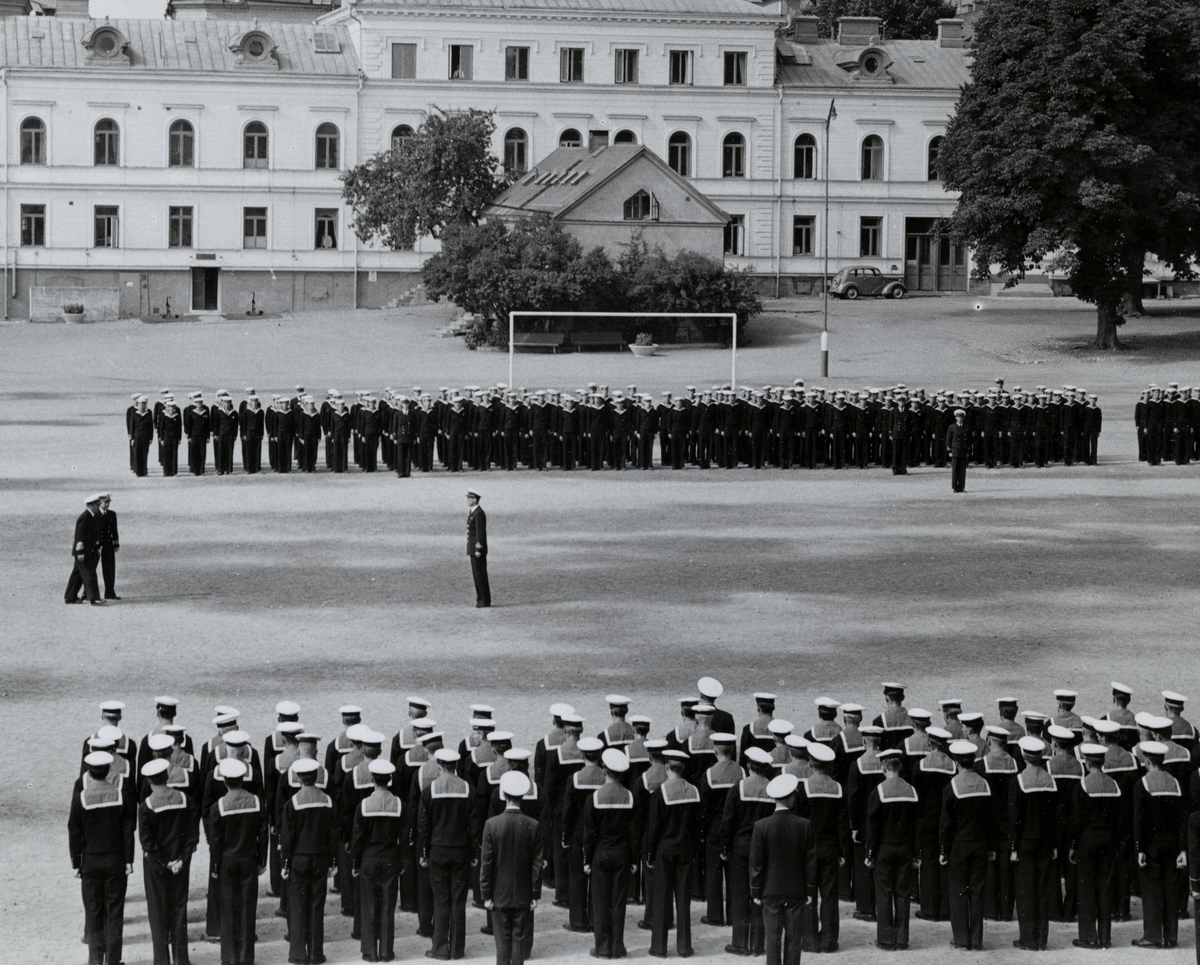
1163, 691, 1188, 706
814, 697, 840, 709
434, 748, 461, 764
368, 760, 396, 776
1139, 741, 1168, 757
504, 748, 533, 761
1017, 736, 1045, 757
602, 748, 630, 773
84, 751, 114, 768
767, 719, 794, 735
148, 733, 175, 752
97, 725, 124, 741
927, 727, 953, 742
1046, 725, 1075, 742
784, 734, 808, 749
339, 705, 364, 716
276, 701, 301, 716
766, 774, 800, 799
223, 730, 250, 746
487, 731, 515, 743
577, 737, 604, 754
142, 758, 170, 778
697, 677, 724, 699
291, 758, 319, 775
1093, 719, 1121, 735
807, 743, 836, 764
467, 489, 482, 500
86, 493, 105, 505
745, 747, 773, 765
500, 771, 531, 798
605, 695, 632, 706
218, 758, 248, 779
948, 741, 978, 758
1079, 743, 1107, 758
276, 721, 305, 735
408, 696, 433, 709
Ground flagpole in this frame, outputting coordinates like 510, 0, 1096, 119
822, 98, 836, 378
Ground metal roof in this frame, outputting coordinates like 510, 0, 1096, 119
778, 39, 970, 90
353, 0, 784, 20
0, 17, 360, 74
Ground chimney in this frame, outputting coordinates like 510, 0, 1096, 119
937, 18, 965, 47
791, 14, 820, 44
837, 16, 881, 45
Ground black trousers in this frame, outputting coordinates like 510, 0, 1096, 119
919, 831, 948, 919
803, 850, 839, 951
492, 906, 532, 965
1076, 835, 1115, 947
854, 840, 875, 916
874, 844, 913, 949
101, 548, 118, 599
187, 437, 207, 475
269, 824, 284, 905
416, 860, 434, 936
144, 857, 189, 965
567, 834, 591, 929
471, 555, 491, 607
650, 852, 692, 956
218, 855, 258, 965
950, 456, 967, 492
66, 553, 101, 603
761, 898, 804, 965
948, 841, 987, 949
396, 441, 413, 477
1014, 841, 1054, 949
1139, 843, 1179, 945
288, 854, 329, 964
729, 847, 763, 952
429, 847, 469, 959
891, 438, 908, 474
162, 440, 179, 476
704, 837, 729, 923
242, 435, 262, 474
591, 847, 630, 957
984, 849, 1014, 921
81, 861, 127, 965
275, 433, 293, 473
359, 853, 400, 961
132, 435, 152, 476
215, 435, 236, 474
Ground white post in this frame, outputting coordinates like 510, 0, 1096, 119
508, 311, 514, 387
731, 313, 737, 388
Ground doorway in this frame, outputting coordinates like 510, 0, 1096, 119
904, 218, 967, 291
191, 267, 219, 312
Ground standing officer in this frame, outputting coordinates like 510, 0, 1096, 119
139, 757, 199, 965
1132, 741, 1187, 949
70, 751, 137, 965
645, 749, 702, 959
750, 773, 816, 965
1009, 736, 1057, 951
1070, 742, 1120, 950
864, 748, 919, 952
584, 748, 637, 959
128, 396, 155, 476
939, 740, 995, 951
419, 747, 477, 961
97, 495, 120, 601
281, 758, 336, 965
65, 494, 104, 605
947, 408, 969, 493
481, 770, 542, 965
208, 757, 267, 965
467, 489, 490, 608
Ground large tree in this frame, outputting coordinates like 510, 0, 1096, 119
806, 0, 956, 40
939, 0, 1200, 348
341, 109, 508, 251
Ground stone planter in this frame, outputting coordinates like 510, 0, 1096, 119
629, 343, 658, 357
62, 311, 86, 324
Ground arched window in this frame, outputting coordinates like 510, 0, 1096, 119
20, 117, 45, 165
722, 132, 745, 178
391, 124, 415, 153
794, 133, 816, 180
624, 189, 651, 221
559, 128, 582, 148
613, 129, 637, 145
168, 119, 194, 168
94, 118, 119, 166
667, 132, 691, 177
244, 121, 268, 169
861, 134, 884, 180
315, 122, 340, 169
504, 128, 527, 177
927, 135, 944, 181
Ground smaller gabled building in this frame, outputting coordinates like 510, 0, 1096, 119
485, 144, 729, 260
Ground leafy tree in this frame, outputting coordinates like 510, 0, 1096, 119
805, 0, 956, 40
625, 248, 762, 343
341, 109, 508, 251
939, 0, 1200, 348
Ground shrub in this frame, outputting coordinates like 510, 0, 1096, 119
63, 303, 85, 314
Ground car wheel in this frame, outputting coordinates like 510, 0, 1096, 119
890, 286, 906, 299
844, 286, 859, 300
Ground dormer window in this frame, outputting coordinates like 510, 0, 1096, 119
859, 49, 886, 77
623, 190, 658, 221
834, 44, 894, 82
82, 26, 131, 65
230, 31, 278, 69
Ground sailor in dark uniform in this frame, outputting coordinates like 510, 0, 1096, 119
804, 697, 843, 751
646, 749, 702, 958
847, 725, 884, 922
280, 758, 337, 965
864, 748, 919, 951
352, 759, 405, 963
1103, 682, 1138, 751
939, 739, 996, 950
794, 741, 846, 953
874, 683, 914, 753
562, 736, 606, 933
599, 695, 636, 749
1010, 736, 1057, 951
1131, 741, 1187, 949
938, 700, 965, 740
1070, 742, 1121, 949
913, 726, 955, 922
418, 748, 478, 961
1046, 725, 1084, 923
583, 748, 637, 959
698, 676, 736, 737
208, 757, 267, 965
698, 733, 742, 927
721, 747, 775, 955
139, 757, 199, 965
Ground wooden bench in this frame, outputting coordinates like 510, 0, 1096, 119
571, 331, 627, 352
511, 332, 566, 353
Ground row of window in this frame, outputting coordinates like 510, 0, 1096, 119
721, 214, 884, 257
391, 43, 748, 86
18, 117, 343, 170
18, 204, 340, 250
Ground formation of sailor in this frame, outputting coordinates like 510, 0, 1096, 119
72, 679, 1200, 961
125, 381, 1106, 477
1134, 383, 1200, 465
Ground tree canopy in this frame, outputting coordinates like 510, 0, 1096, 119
804, 0, 956, 40
341, 109, 508, 251
939, 0, 1200, 347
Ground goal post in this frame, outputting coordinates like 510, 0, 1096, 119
507, 311, 739, 389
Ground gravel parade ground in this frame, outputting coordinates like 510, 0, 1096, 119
4, 294, 1200, 963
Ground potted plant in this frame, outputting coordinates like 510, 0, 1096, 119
629, 332, 658, 357
62, 302, 86, 324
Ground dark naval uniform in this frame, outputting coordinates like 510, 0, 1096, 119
418, 769, 477, 960
864, 774, 920, 950
139, 784, 199, 965
208, 784, 267, 965
584, 781, 637, 958
750, 802, 818, 965
645, 774, 702, 957
794, 769, 847, 952
721, 770, 773, 953
280, 784, 337, 965
1133, 769, 1186, 947
1009, 765, 1058, 950
562, 757, 606, 931
69, 774, 137, 965
977, 745, 1017, 921
352, 784, 405, 962
480, 801, 543, 965
1071, 768, 1121, 948
939, 769, 995, 949
698, 757, 742, 925
913, 747, 955, 920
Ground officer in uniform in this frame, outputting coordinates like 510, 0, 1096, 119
1131, 741, 1187, 949
66, 494, 104, 605
139, 757, 199, 965
794, 741, 845, 953
278, 758, 336, 965
481, 770, 542, 965
1070, 742, 1121, 949
418, 747, 477, 961
864, 748, 919, 952
750, 772, 816, 965
583, 748, 637, 959
646, 749, 702, 959
208, 757, 266, 965
1010, 736, 1057, 951
939, 740, 995, 950
467, 489, 490, 608
946, 408, 969, 492
96, 495, 120, 601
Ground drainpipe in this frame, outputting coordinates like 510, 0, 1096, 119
3, 68, 9, 319
347, 0, 365, 311
774, 82, 782, 299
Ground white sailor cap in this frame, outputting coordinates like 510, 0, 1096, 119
1079, 743, 1107, 758
807, 743, 836, 764
927, 727, 953, 741
1046, 725, 1075, 742
339, 705, 363, 716
814, 697, 840, 709
948, 741, 978, 757
767, 774, 800, 799
697, 677, 724, 698
470, 704, 495, 715
1093, 719, 1121, 735
97, 725, 123, 742
577, 737, 604, 754
745, 747, 773, 765
996, 697, 1019, 705
909, 708, 932, 721
711, 733, 737, 745
1017, 736, 1045, 756
784, 734, 808, 749
469, 718, 496, 730
938, 699, 963, 708
628, 715, 652, 725
693, 703, 717, 715
957, 712, 983, 725
345, 723, 371, 742
213, 713, 239, 726
601, 748, 630, 773
549, 703, 575, 717
407, 697, 433, 709
841, 703, 864, 714
360, 730, 386, 745
500, 771, 531, 797
368, 760, 396, 776
1111, 682, 1132, 696
88, 735, 116, 750
418, 731, 445, 744
99, 700, 126, 713
291, 759, 319, 775
1135, 712, 1157, 728
276, 721, 305, 736
882, 682, 906, 693
223, 730, 250, 746
218, 758, 248, 779
1139, 741, 1168, 757
142, 758, 170, 778
85, 751, 115, 768
276, 701, 301, 716
606, 695, 632, 706
984, 725, 1009, 738
560, 713, 584, 725
487, 731, 515, 743
767, 719, 794, 735
1054, 690, 1078, 701
1163, 691, 1187, 706
148, 733, 175, 752
434, 748, 461, 764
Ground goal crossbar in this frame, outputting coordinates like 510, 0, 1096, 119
507, 310, 738, 388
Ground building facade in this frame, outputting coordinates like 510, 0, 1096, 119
0, 2, 972, 319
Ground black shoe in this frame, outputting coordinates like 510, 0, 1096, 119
648, 953, 667, 960
351, 929, 361, 940
915, 911, 937, 921
679, 951, 694, 959
91, 600, 107, 606
266, 889, 279, 898
424, 953, 450, 961
274, 908, 287, 918
589, 952, 607, 960
700, 916, 726, 926
480, 926, 493, 935
553, 900, 570, 909
875, 943, 896, 952
821, 945, 839, 954
1013, 941, 1035, 949
725, 945, 751, 956
1131, 939, 1163, 949
65, 598, 83, 604
106, 594, 121, 600
637, 921, 651, 930
951, 943, 971, 950
1072, 939, 1098, 950
853, 911, 876, 921
472, 900, 486, 909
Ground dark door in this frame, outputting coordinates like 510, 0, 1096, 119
191, 267, 219, 312
937, 238, 968, 291
917, 236, 935, 291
